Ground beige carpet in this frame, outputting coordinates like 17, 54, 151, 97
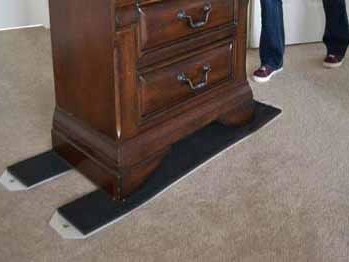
1, 27, 349, 262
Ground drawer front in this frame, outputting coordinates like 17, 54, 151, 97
139, 44, 233, 117
138, 0, 235, 50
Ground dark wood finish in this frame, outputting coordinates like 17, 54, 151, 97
218, 99, 255, 127
137, 23, 237, 68
49, 0, 254, 201
49, 0, 116, 138
138, 0, 235, 50
139, 43, 232, 116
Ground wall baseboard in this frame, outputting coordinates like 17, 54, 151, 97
0, 24, 45, 32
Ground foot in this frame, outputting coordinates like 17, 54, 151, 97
252, 65, 283, 83
323, 54, 344, 68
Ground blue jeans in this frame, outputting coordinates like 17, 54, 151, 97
260, 0, 349, 69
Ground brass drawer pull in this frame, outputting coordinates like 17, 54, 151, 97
177, 3, 212, 29
177, 65, 212, 91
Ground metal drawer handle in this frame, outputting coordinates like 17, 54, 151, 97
177, 65, 212, 91
177, 3, 212, 29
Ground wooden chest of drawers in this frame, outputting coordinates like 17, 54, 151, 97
49, 0, 254, 201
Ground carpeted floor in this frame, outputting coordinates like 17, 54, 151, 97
1, 27, 349, 262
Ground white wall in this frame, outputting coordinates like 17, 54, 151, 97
249, 0, 349, 48
0, 0, 50, 30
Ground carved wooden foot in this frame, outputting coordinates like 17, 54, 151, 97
52, 129, 169, 202
118, 148, 169, 200
218, 100, 255, 127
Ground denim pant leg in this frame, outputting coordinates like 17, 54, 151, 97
322, 0, 349, 57
259, 0, 285, 69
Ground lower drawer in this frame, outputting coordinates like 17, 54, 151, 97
138, 43, 233, 117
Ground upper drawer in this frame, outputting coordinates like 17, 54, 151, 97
138, 0, 235, 50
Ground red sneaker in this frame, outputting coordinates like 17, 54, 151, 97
323, 54, 344, 68
252, 65, 283, 83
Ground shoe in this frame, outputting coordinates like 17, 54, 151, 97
323, 54, 344, 68
252, 65, 283, 83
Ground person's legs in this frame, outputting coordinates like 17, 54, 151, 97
253, 0, 285, 83
259, 0, 285, 69
322, 0, 349, 58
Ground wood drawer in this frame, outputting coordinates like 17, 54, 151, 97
139, 43, 233, 117
138, 0, 235, 50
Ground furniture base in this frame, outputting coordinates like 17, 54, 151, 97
52, 82, 254, 202
218, 99, 255, 127
52, 130, 169, 201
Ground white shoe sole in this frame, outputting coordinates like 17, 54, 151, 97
323, 60, 343, 68
252, 67, 283, 83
